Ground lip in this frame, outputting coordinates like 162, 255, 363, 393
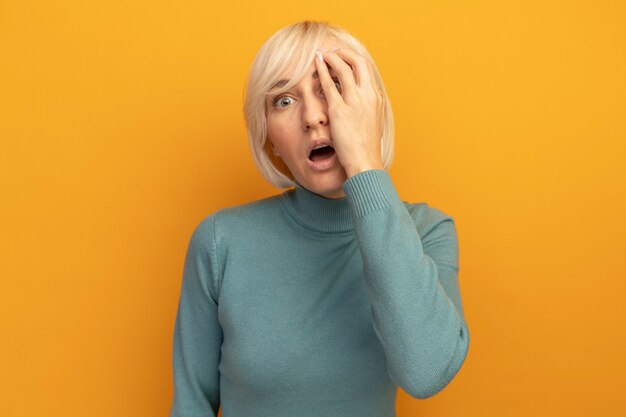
306, 151, 337, 171
307, 137, 333, 155
306, 137, 336, 171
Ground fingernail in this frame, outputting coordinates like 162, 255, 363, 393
316, 51, 323, 62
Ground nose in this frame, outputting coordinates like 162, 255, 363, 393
301, 94, 328, 131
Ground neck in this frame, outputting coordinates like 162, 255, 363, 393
280, 183, 353, 233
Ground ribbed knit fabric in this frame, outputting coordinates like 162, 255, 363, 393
170, 169, 470, 417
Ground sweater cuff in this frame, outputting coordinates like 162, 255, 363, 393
342, 169, 401, 221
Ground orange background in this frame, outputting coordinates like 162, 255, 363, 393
1, 1, 625, 416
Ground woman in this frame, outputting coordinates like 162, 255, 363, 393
170, 20, 470, 417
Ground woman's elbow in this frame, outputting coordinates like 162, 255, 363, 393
395, 326, 471, 399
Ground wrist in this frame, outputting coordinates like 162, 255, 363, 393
343, 159, 384, 178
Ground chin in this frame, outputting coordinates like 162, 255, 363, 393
301, 171, 347, 199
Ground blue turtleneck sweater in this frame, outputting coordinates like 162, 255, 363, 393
170, 169, 470, 417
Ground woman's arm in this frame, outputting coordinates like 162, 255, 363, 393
315, 47, 469, 398
343, 169, 470, 399
170, 216, 222, 416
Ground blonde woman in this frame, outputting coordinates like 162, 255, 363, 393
170, 20, 470, 417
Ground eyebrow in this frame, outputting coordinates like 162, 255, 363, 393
269, 69, 322, 92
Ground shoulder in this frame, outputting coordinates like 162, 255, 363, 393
182, 193, 286, 302
402, 201, 456, 236
402, 201, 459, 267
190, 193, 285, 242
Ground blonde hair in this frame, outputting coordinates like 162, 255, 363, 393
242, 20, 395, 188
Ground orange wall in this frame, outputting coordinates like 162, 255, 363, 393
1, 1, 625, 416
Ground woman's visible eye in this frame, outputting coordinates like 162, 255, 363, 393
272, 96, 294, 108
322, 78, 341, 95
333, 78, 342, 92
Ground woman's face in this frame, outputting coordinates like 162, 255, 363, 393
265, 38, 348, 199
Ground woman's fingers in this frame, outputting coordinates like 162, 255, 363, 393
313, 47, 385, 174
316, 49, 356, 101
329, 48, 374, 91
318, 48, 381, 106
315, 50, 345, 103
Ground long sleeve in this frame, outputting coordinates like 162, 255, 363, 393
342, 169, 470, 399
170, 216, 222, 417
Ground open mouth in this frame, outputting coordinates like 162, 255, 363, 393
308, 145, 336, 161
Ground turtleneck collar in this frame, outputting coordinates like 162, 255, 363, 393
280, 182, 354, 233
